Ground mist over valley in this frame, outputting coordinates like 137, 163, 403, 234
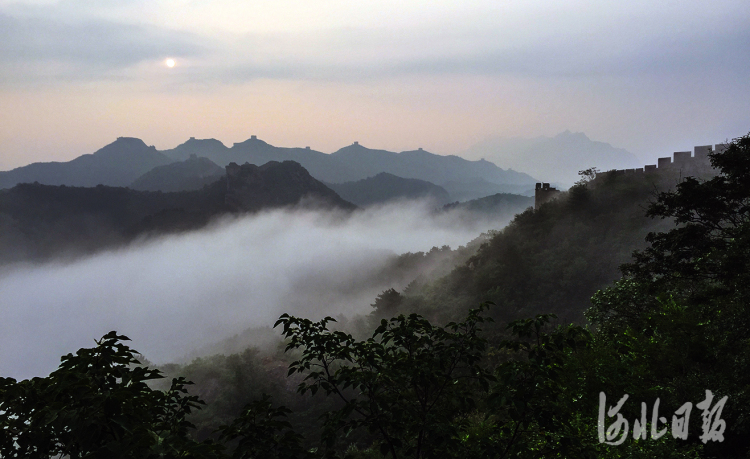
0, 199, 518, 379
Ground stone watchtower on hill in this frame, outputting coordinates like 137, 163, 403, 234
535, 183, 560, 209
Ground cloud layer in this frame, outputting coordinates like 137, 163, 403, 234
0, 201, 514, 380
2, 0, 749, 84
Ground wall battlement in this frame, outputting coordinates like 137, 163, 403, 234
611, 143, 729, 175
534, 142, 730, 210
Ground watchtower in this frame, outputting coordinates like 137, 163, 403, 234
535, 183, 560, 209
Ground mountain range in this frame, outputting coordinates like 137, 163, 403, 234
0, 137, 537, 195
0, 137, 172, 189
164, 137, 537, 190
462, 131, 640, 186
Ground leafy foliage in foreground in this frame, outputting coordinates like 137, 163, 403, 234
275, 304, 493, 458
0, 332, 222, 458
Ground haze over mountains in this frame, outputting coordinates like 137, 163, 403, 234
165, 136, 538, 194
0, 132, 643, 197
0, 133, 551, 265
0, 136, 537, 197
463, 131, 640, 186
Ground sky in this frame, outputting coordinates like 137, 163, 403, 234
1, 0, 748, 170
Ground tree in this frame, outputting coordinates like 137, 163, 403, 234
217, 394, 311, 459
575, 167, 600, 187
274, 304, 494, 459
586, 132, 750, 457
624, 133, 750, 295
0, 332, 222, 459
486, 315, 595, 458
370, 288, 404, 319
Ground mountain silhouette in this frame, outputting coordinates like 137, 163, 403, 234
325, 173, 451, 206
162, 136, 351, 182
441, 177, 535, 202
462, 131, 639, 186
130, 155, 225, 192
162, 137, 230, 162
1, 136, 538, 195
162, 137, 536, 189
442, 193, 534, 216
0, 137, 173, 189
224, 160, 356, 212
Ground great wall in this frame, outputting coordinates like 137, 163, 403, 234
534, 143, 730, 209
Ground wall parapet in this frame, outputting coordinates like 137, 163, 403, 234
533, 142, 730, 211
610, 143, 729, 175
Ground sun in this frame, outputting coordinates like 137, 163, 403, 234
165, 58, 176, 68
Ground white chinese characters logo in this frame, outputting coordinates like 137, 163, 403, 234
598, 390, 728, 445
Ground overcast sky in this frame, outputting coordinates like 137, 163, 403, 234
1, 0, 748, 169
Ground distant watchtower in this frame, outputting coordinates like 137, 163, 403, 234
535, 183, 560, 209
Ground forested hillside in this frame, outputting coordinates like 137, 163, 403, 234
387, 167, 706, 328
0, 161, 355, 264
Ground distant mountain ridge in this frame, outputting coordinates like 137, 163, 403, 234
0, 137, 172, 189
161, 137, 537, 189
0, 136, 538, 195
462, 131, 639, 186
442, 193, 534, 216
442, 177, 535, 202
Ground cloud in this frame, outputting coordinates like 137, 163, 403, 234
393, 30, 750, 78
199, 15, 750, 85
0, 201, 514, 380
3, 1, 749, 86
0, 10, 206, 84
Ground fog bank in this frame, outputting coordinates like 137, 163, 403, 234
0, 200, 515, 379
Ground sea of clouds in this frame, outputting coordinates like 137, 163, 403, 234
0, 200, 515, 379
